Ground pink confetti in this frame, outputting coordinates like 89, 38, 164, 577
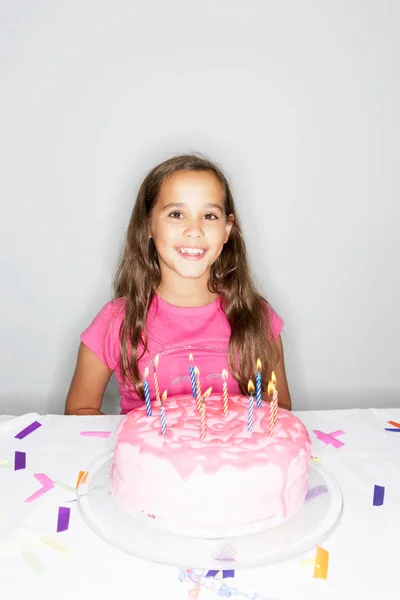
80, 431, 111, 438
312, 429, 345, 448
24, 473, 55, 503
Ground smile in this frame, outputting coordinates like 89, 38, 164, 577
176, 247, 206, 256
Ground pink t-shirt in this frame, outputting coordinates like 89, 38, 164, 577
81, 294, 284, 414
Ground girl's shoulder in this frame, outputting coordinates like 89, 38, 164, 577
263, 300, 284, 340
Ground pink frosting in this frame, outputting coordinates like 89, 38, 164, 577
111, 394, 312, 535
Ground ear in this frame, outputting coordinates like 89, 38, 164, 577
223, 213, 234, 243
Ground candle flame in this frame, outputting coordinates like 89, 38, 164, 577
267, 381, 275, 397
222, 369, 228, 380
248, 379, 255, 394
194, 366, 200, 377
189, 353, 193, 362
203, 387, 212, 400
143, 366, 149, 379
161, 389, 167, 403
256, 358, 262, 372
154, 354, 160, 369
271, 370, 277, 385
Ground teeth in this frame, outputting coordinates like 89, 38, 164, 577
177, 247, 205, 255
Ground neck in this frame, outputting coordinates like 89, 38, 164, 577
157, 278, 217, 308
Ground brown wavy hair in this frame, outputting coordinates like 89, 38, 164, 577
114, 153, 279, 399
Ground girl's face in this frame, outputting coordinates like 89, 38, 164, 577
149, 170, 234, 287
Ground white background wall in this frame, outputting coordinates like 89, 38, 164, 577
1, 1, 399, 415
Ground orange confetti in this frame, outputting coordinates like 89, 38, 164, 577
313, 546, 329, 580
387, 420, 400, 428
75, 470, 88, 489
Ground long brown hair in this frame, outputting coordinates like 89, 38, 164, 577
114, 153, 279, 398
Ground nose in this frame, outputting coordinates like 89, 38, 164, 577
184, 216, 204, 239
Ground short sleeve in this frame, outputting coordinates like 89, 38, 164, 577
80, 299, 125, 370
266, 304, 284, 340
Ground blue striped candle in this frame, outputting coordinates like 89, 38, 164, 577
160, 404, 166, 435
160, 390, 167, 435
189, 354, 196, 399
247, 392, 254, 433
247, 379, 255, 432
143, 367, 152, 416
256, 359, 262, 408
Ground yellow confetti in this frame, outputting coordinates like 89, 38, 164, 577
312, 456, 321, 463
20, 551, 47, 574
40, 537, 70, 555
75, 470, 88, 489
313, 546, 329, 580
0, 459, 10, 465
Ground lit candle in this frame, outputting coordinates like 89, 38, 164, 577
222, 369, 229, 415
153, 354, 161, 404
247, 380, 255, 433
200, 387, 212, 441
143, 367, 152, 416
160, 389, 167, 435
256, 359, 262, 409
189, 354, 197, 399
195, 366, 202, 411
268, 371, 279, 436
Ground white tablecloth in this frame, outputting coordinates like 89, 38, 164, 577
1, 408, 399, 600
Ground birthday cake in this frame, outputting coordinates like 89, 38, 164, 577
110, 394, 312, 537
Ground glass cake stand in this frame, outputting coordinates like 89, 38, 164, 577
77, 452, 342, 569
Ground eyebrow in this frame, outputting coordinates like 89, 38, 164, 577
161, 202, 224, 212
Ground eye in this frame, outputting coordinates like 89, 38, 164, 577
204, 213, 218, 220
169, 211, 184, 219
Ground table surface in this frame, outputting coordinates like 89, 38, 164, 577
1, 407, 399, 600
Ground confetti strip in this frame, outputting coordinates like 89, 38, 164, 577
313, 546, 329, 580
40, 537, 70, 554
312, 456, 321, 462
57, 507, 71, 532
373, 485, 385, 506
0, 459, 10, 465
80, 431, 111, 438
14, 451, 26, 471
305, 485, 328, 502
75, 470, 88, 489
24, 473, 55, 503
0, 459, 12, 470
312, 429, 345, 448
54, 481, 76, 493
20, 551, 47, 575
387, 420, 400, 428
14, 421, 42, 439
301, 557, 316, 566
385, 428, 400, 432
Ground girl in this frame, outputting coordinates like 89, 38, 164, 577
65, 154, 291, 415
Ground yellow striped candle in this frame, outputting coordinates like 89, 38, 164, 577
153, 354, 161, 404
195, 366, 202, 411
200, 387, 212, 440
222, 369, 229, 415
268, 371, 279, 436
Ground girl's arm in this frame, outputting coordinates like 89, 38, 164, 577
262, 335, 292, 411
64, 343, 113, 415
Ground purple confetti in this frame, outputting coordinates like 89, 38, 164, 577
57, 507, 71, 532
373, 485, 385, 506
14, 421, 42, 439
385, 428, 400, 432
222, 570, 235, 579
14, 451, 26, 470
305, 485, 328, 502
